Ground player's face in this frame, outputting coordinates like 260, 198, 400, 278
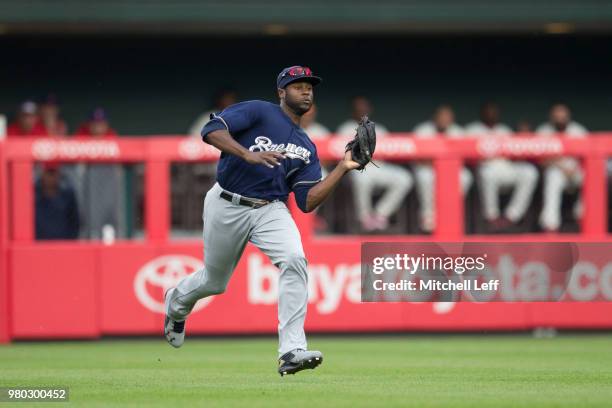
41, 168, 60, 190
90, 120, 109, 136
19, 112, 37, 131
551, 105, 570, 127
481, 105, 499, 124
434, 108, 454, 129
282, 82, 314, 116
40, 104, 59, 121
353, 97, 372, 119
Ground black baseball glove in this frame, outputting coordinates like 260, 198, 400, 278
345, 115, 377, 170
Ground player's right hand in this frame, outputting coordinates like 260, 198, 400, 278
341, 150, 362, 171
244, 151, 286, 168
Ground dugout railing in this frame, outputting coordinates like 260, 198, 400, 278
0, 134, 611, 343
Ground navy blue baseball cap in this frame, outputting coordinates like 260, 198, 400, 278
89, 107, 108, 121
277, 66, 322, 89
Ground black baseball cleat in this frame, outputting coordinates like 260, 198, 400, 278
164, 316, 185, 348
164, 288, 185, 348
278, 349, 323, 376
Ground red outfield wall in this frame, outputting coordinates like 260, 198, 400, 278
1, 135, 611, 341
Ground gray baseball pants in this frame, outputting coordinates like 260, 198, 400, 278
166, 183, 308, 356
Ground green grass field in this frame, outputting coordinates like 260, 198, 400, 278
1, 335, 612, 407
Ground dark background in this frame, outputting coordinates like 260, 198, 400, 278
2, 33, 611, 134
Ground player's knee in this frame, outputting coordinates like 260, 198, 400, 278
478, 168, 495, 182
521, 164, 539, 183
397, 170, 414, 192
416, 168, 433, 184
544, 166, 564, 182
461, 170, 473, 191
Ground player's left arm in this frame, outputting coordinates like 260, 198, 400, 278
294, 151, 360, 213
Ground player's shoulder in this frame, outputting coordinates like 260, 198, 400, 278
248, 99, 275, 107
221, 99, 274, 113
228, 99, 275, 110
336, 119, 357, 136
535, 123, 553, 134
464, 121, 483, 132
373, 122, 389, 136
496, 123, 514, 134
568, 121, 588, 135
413, 121, 435, 135
449, 123, 464, 132
448, 123, 465, 136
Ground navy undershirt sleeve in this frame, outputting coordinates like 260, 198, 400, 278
289, 155, 323, 212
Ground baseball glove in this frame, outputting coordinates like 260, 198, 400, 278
345, 115, 377, 170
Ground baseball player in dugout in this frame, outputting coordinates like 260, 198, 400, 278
536, 103, 587, 232
413, 105, 472, 233
164, 66, 376, 376
465, 102, 539, 232
338, 97, 413, 232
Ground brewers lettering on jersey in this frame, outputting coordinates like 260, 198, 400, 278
164, 66, 362, 376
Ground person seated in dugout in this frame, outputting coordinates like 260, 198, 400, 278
35, 162, 80, 240
412, 105, 473, 233
74, 108, 124, 240
536, 103, 588, 232
465, 102, 539, 231
336, 96, 413, 232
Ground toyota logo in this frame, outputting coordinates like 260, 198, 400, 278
477, 138, 501, 158
32, 140, 58, 160
178, 139, 205, 160
134, 255, 214, 314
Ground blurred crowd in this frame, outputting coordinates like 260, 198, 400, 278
2, 96, 122, 241
1, 90, 608, 240
301, 96, 591, 235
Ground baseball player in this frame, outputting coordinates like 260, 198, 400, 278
536, 103, 587, 231
164, 66, 361, 376
465, 102, 539, 230
413, 105, 473, 232
337, 96, 413, 231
